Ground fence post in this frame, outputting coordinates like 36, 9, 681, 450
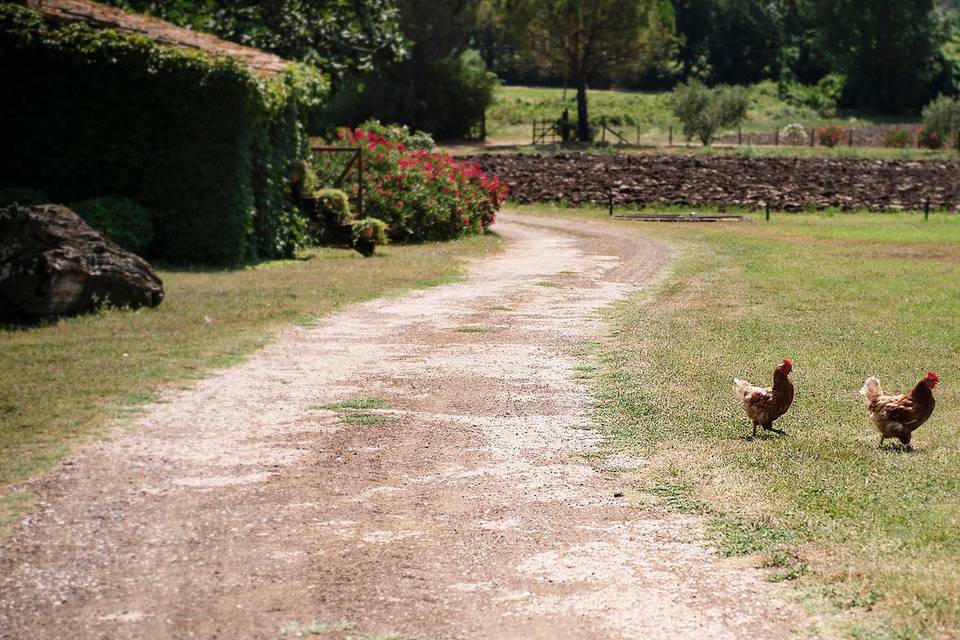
849, 129, 854, 147
925, 198, 930, 222
357, 149, 364, 218
608, 190, 614, 216
532, 120, 536, 145
810, 129, 815, 147
601, 117, 606, 143
775, 129, 779, 146
668, 126, 673, 147
765, 202, 770, 222
738, 126, 742, 146
636, 122, 640, 145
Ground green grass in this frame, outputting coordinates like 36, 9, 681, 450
340, 412, 392, 426
316, 398, 387, 411
516, 204, 960, 638
455, 326, 490, 333
0, 236, 501, 528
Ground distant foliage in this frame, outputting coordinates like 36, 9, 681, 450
922, 95, 960, 146
918, 124, 945, 149
313, 127, 506, 242
816, 125, 846, 148
883, 128, 913, 149
319, 51, 497, 139
71, 196, 155, 255
0, 5, 327, 265
672, 81, 748, 145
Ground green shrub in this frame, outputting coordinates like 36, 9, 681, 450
883, 128, 913, 149
672, 81, 749, 146
317, 50, 496, 139
71, 196, 154, 255
817, 124, 846, 148
314, 188, 352, 225
0, 187, 49, 206
0, 5, 327, 266
351, 217, 389, 246
354, 120, 435, 151
922, 95, 960, 149
918, 123, 945, 149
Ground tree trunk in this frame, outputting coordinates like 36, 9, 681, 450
576, 74, 590, 142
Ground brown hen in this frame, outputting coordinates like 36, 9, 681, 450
733, 359, 794, 438
860, 371, 939, 448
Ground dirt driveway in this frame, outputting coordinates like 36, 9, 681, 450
0, 214, 809, 639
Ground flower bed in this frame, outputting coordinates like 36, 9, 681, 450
318, 127, 507, 242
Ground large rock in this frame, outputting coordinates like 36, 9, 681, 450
0, 204, 164, 323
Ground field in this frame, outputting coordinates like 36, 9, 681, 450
470, 153, 960, 212
485, 84, 920, 148
519, 204, 960, 638
0, 235, 501, 532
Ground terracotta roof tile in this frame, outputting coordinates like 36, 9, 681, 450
27, 0, 291, 76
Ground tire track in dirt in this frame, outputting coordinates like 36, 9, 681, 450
0, 213, 811, 639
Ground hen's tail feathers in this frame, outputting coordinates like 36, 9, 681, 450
733, 378, 752, 401
860, 376, 882, 405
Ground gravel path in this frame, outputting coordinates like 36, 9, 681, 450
0, 214, 810, 639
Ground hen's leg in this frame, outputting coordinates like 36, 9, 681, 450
878, 435, 885, 448
763, 422, 787, 436
751, 422, 757, 439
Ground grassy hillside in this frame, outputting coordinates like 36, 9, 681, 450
486, 84, 911, 146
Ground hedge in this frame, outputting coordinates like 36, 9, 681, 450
0, 5, 327, 265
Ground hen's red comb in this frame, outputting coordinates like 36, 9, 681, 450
927, 371, 940, 382
782, 358, 793, 368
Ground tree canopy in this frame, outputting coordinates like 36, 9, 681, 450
505, 0, 676, 140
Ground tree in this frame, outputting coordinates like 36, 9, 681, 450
316, 0, 498, 138
673, 0, 783, 85
809, 0, 946, 112
672, 80, 748, 145
111, 0, 408, 81
923, 95, 960, 147
507, 0, 675, 141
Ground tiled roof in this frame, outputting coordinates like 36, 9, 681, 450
27, 0, 291, 76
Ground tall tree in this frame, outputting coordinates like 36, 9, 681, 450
507, 0, 675, 141
810, 0, 945, 112
673, 0, 783, 84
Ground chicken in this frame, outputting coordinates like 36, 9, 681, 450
733, 359, 794, 438
860, 371, 939, 448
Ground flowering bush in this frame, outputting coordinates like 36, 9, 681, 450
781, 123, 807, 146
315, 126, 507, 242
883, 128, 912, 149
917, 124, 944, 149
816, 125, 846, 148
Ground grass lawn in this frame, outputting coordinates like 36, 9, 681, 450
518, 203, 960, 639
0, 235, 501, 532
